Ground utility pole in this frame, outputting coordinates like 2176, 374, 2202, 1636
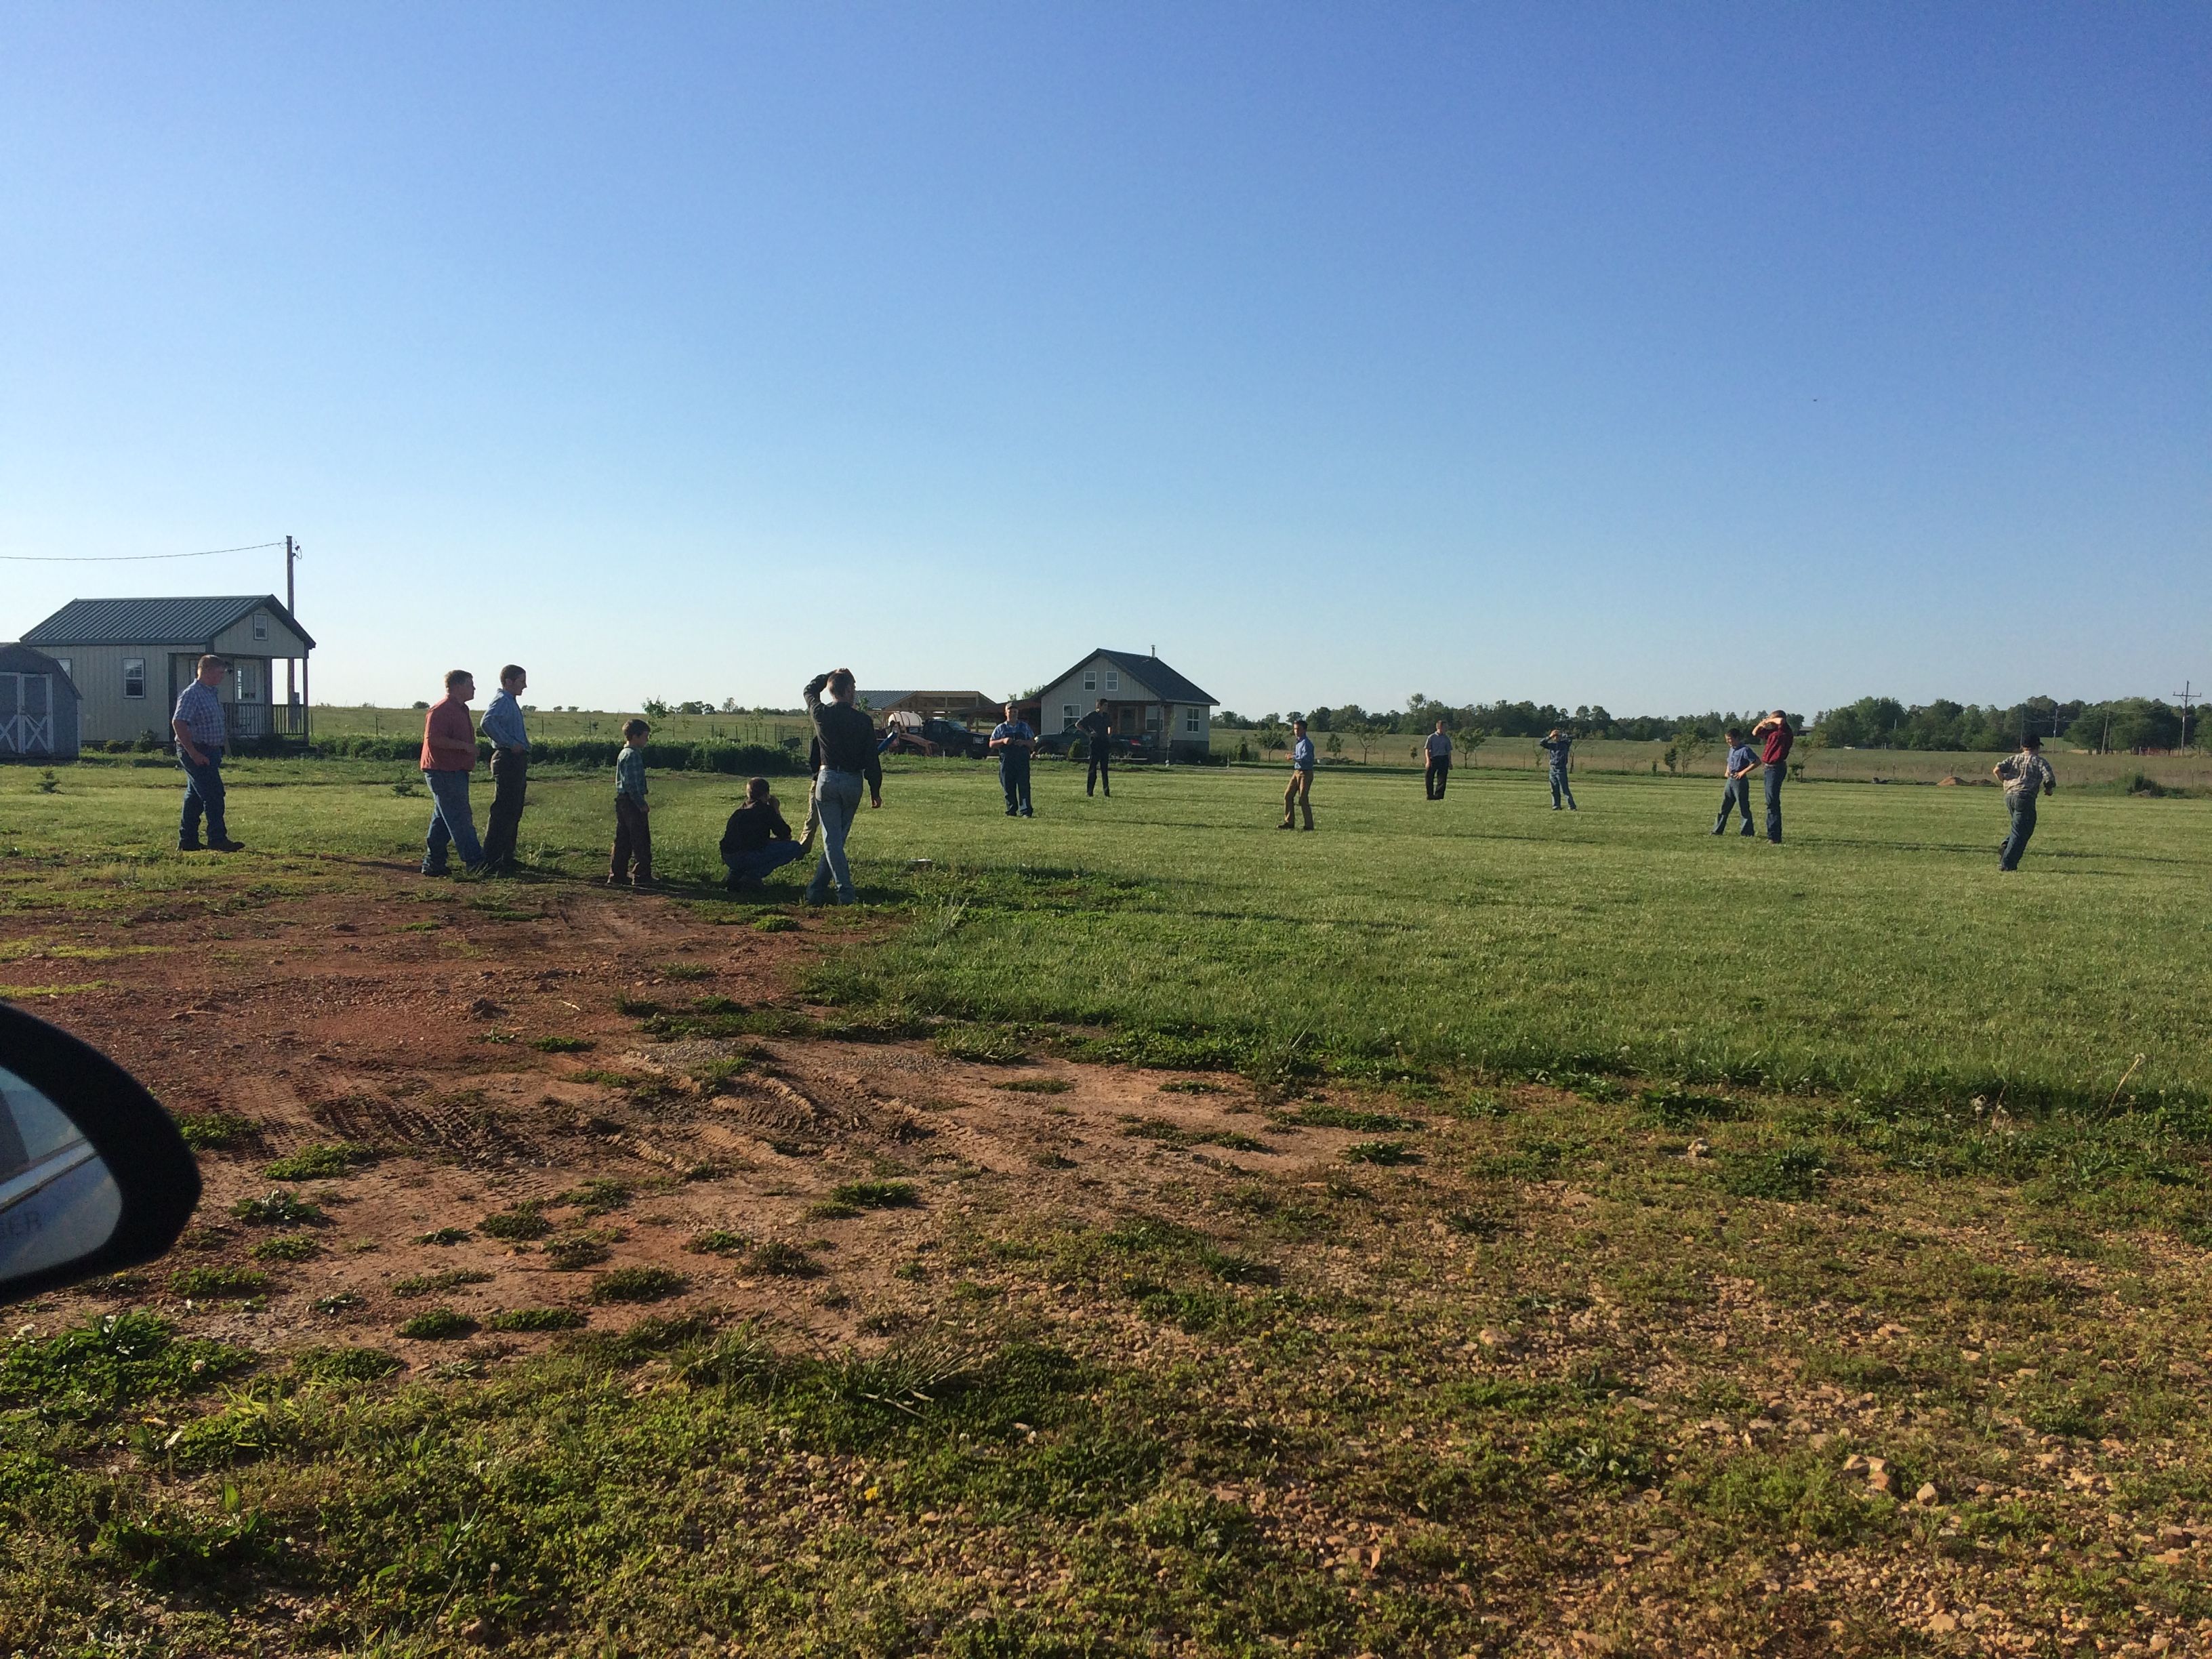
284, 536, 298, 704
2174, 680, 2198, 753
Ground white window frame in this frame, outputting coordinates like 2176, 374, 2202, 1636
1105, 670, 1120, 691
122, 657, 146, 699
1082, 670, 1096, 691
235, 661, 262, 703
251, 613, 268, 641
1061, 703, 1077, 730
1185, 708, 1201, 734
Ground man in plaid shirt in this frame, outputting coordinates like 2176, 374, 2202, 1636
171, 655, 241, 853
1993, 733, 2057, 872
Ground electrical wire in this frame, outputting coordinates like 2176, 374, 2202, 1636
0, 540, 289, 563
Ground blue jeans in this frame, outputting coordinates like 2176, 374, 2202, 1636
1000, 754, 1032, 814
1999, 796, 2037, 870
423, 769, 483, 872
1715, 775, 1753, 834
1763, 764, 1786, 843
726, 840, 804, 886
1549, 767, 1576, 810
179, 749, 228, 846
806, 768, 865, 903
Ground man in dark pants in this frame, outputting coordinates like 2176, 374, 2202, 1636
1423, 720, 1452, 799
1993, 733, 2057, 870
478, 664, 530, 874
171, 655, 241, 853
1751, 710, 1794, 843
989, 703, 1037, 817
1077, 700, 1114, 797
1712, 727, 1757, 836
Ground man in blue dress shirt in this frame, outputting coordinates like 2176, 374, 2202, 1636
989, 703, 1037, 817
478, 665, 531, 875
171, 655, 241, 852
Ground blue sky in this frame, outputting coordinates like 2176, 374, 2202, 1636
1, 4, 2204, 716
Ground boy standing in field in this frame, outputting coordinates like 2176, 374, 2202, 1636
1539, 727, 1577, 811
1278, 718, 1316, 830
1713, 727, 1758, 836
609, 718, 652, 887
989, 701, 1037, 817
1993, 733, 2057, 871
1077, 699, 1115, 798
1751, 710, 1794, 842
420, 669, 485, 877
1424, 720, 1452, 800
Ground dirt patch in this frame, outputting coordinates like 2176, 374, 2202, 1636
12, 866, 1369, 1361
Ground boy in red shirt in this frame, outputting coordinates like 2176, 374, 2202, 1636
419, 670, 485, 876
1750, 710, 1794, 844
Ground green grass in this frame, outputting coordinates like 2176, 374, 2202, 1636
262, 1142, 375, 1181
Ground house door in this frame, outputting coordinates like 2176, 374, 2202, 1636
0, 675, 53, 755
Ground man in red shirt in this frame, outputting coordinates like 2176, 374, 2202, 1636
419, 670, 485, 876
1750, 710, 1795, 844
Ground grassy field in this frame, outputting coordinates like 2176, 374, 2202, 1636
3, 755, 2210, 1655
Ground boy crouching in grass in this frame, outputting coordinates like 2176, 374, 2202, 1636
609, 718, 653, 888
721, 776, 804, 893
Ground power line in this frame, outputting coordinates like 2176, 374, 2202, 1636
0, 540, 287, 564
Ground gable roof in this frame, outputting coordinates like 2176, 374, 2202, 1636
1050, 649, 1215, 707
0, 643, 79, 692
22, 595, 316, 651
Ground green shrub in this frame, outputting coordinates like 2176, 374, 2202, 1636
169, 1266, 270, 1300
590, 1267, 689, 1304
395, 1308, 476, 1340
828, 1179, 921, 1210
487, 1307, 588, 1332
559, 1178, 632, 1215
479, 1203, 550, 1241
687, 1229, 752, 1256
746, 1242, 817, 1277
248, 1234, 321, 1263
544, 1238, 612, 1271
262, 1142, 375, 1181
232, 1191, 323, 1227
173, 1111, 255, 1151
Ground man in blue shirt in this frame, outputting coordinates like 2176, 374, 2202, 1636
171, 655, 241, 853
1710, 728, 1758, 836
1539, 728, 1578, 811
989, 703, 1037, 817
1278, 718, 1316, 830
478, 664, 530, 875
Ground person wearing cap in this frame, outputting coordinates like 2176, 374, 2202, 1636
171, 654, 242, 853
1992, 733, 2057, 871
1278, 718, 1316, 830
1750, 710, 1794, 843
1538, 728, 1577, 811
1423, 720, 1453, 800
478, 664, 531, 875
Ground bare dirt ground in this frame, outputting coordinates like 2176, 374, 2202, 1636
22, 867, 1371, 1359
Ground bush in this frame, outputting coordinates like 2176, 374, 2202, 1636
173, 1112, 255, 1151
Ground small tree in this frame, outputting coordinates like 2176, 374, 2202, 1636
1325, 733, 1343, 762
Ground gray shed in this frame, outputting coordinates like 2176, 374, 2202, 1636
0, 644, 81, 761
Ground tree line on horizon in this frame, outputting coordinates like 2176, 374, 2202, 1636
1213, 693, 2198, 754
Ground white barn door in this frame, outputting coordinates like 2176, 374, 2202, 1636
0, 675, 51, 755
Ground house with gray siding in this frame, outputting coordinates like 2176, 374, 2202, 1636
22, 596, 314, 747
1036, 649, 1216, 764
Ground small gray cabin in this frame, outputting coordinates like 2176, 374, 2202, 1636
22, 596, 314, 747
0, 643, 81, 761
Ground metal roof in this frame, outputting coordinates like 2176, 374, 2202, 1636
1055, 649, 1216, 707
22, 595, 315, 650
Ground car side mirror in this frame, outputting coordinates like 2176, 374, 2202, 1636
0, 1003, 201, 1305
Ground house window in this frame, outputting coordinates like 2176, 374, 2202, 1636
1145, 706, 1160, 730
1105, 670, 1120, 691
1082, 670, 1096, 691
235, 661, 262, 703
1062, 704, 1078, 730
1185, 708, 1201, 735
251, 613, 268, 641
123, 657, 146, 699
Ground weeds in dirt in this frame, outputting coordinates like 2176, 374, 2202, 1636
1276, 1103, 1421, 1132
487, 1308, 588, 1332
544, 1239, 613, 1271
1725, 1144, 1831, 1200
310, 1292, 365, 1315
745, 1242, 817, 1277
687, 1229, 753, 1255
248, 1235, 322, 1263
590, 1267, 689, 1303
660, 961, 714, 981
1343, 1139, 1418, 1166
1120, 1116, 1268, 1153
172, 1111, 255, 1150
829, 1180, 921, 1210
394, 1308, 476, 1340
1158, 1079, 1227, 1094
479, 1202, 550, 1241
231, 1190, 324, 1227
262, 1142, 375, 1181
996, 1076, 1073, 1094
415, 1227, 472, 1246
0, 1314, 253, 1419
531, 1035, 596, 1053
290, 1347, 403, 1383
559, 1178, 632, 1215
754, 914, 799, 933
167, 1266, 270, 1300
392, 1269, 493, 1298
933, 1023, 1028, 1064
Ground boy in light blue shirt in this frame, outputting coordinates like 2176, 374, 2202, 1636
1713, 728, 1758, 836
609, 719, 652, 887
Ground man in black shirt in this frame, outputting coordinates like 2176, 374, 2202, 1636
1076, 700, 1115, 797
802, 669, 883, 905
